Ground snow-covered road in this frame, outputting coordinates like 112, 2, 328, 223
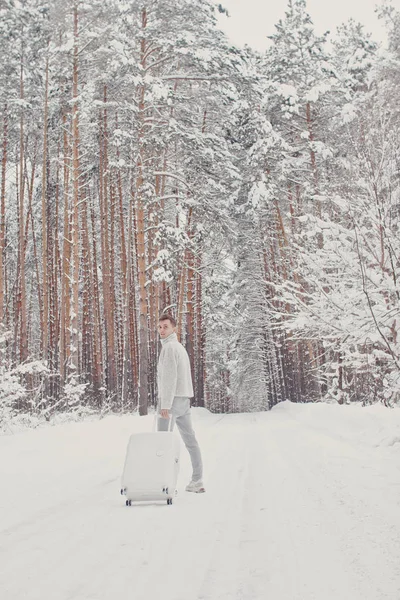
1, 402, 400, 600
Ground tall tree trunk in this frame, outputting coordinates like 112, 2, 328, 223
189, 108, 207, 406
70, 1, 81, 375
41, 51, 49, 362
136, 8, 150, 416
177, 207, 193, 338
99, 85, 117, 398
186, 225, 195, 400
51, 139, 61, 400
0, 104, 8, 328
121, 182, 135, 408
131, 191, 140, 393
195, 251, 205, 407
115, 138, 132, 406
110, 178, 122, 394
26, 146, 41, 329
90, 194, 104, 402
18, 57, 28, 363
60, 109, 71, 383
81, 186, 103, 397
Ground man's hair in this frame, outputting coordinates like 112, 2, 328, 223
159, 313, 177, 327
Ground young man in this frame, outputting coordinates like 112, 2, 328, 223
157, 313, 205, 493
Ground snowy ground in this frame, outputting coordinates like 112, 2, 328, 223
1, 401, 400, 600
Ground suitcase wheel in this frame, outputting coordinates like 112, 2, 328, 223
126, 499, 132, 507
167, 498, 173, 505
120, 488, 126, 496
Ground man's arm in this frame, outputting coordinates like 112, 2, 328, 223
159, 345, 178, 411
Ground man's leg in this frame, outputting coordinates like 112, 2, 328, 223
175, 403, 203, 483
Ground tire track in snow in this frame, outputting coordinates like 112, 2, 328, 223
282, 418, 400, 600
195, 431, 251, 600
0, 475, 120, 540
248, 415, 400, 600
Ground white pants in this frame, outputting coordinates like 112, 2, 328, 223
158, 397, 203, 481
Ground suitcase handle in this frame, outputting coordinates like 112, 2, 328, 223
153, 405, 174, 432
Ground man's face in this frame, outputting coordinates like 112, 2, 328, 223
158, 319, 176, 339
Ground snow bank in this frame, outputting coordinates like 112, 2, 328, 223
271, 400, 400, 450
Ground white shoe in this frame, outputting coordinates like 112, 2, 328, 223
185, 480, 206, 493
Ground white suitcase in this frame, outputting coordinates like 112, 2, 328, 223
120, 431, 180, 506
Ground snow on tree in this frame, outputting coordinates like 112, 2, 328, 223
1, 0, 400, 425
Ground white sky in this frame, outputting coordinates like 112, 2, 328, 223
216, 0, 400, 51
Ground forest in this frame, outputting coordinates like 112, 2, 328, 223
1, 0, 400, 425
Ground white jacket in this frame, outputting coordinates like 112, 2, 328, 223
157, 332, 194, 409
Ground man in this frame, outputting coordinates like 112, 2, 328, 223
157, 313, 205, 493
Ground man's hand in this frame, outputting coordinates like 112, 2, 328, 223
160, 409, 170, 419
